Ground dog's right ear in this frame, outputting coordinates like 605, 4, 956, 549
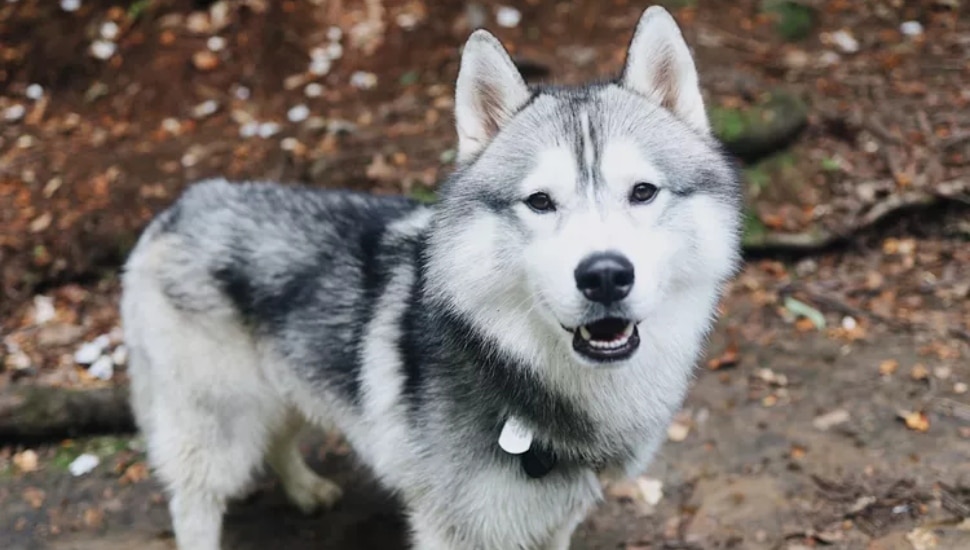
621, 6, 709, 134
455, 30, 531, 163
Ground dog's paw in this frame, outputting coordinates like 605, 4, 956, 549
286, 476, 343, 515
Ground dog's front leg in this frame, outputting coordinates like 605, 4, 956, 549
542, 509, 586, 550
169, 490, 225, 550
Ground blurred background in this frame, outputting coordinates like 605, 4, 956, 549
1, 1, 969, 548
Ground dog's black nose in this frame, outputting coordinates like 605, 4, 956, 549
574, 252, 635, 304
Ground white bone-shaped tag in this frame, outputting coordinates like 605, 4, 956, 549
498, 416, 533, 455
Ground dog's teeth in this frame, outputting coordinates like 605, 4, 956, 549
622, 322, 635, 338
579, 326, 592, 341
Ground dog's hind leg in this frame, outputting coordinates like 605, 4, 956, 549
143, 368, 282, 550
124, 276, 283, 549
266, 412, 343, 514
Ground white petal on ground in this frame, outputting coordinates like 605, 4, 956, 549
88, 355, 114, 380
68, 453, 100, 476
74, 335, 110, 365
33, 295, 56, 324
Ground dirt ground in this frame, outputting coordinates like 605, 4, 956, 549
1, 0, 969, 549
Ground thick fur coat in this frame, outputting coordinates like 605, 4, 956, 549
121, 6, 742, 549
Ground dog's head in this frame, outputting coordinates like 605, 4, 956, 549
426, 7, 742, 367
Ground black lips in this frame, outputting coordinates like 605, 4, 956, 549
571, 318, 640, 363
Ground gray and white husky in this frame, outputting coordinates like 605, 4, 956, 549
121, 6, 742, 549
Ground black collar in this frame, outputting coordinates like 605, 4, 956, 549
520, 444, 558, 478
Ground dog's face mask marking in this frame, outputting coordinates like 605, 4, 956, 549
430, 8, 742, 367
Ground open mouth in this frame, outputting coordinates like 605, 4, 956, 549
565, 318, 640, 362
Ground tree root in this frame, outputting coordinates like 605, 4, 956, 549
0, 384, 134, 443
743, 188, 968, 256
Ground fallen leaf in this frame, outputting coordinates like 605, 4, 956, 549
68, 453, 100, 476
667, 420, 690, 442
83, 507, 104, 529
365, 154, 396, 183
29, 212, 52, 233
898, 410, 930, 432
755, 368, 788, 386
910, 364, 929, 381
606, 480, 641, 501
707, 343, 740, 370
813, 409, 850, 431
120, 462, 149, 485
784, 296, 827, 329
762, 212, 786, 229
933, 366, 952, 380
636, 477, 663, 506
192, 50, 220, 71
848, 496, 876, 514
905, 527, 939, 550
13, 450, 39, 473
879, 359, 900, 376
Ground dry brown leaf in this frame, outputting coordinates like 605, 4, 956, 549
605, 477, 663, 508
898, 410, 930, 432
906, 527, 939, 550
191, 50, 220, 71
636, 477, 663, 506
879, 359, 899, 376
83, 507, 104, 529
365, 154, 396, 183
707, 343, 740, 370
13, 449, 39, 473
667, 420, 690, 442
29, 213, 52, 233
762, 212, 785, 230
910, 364, 930, 381
120, 462, 149, 485
605, 480, 640, 501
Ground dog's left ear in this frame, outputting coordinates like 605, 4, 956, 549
621, 7, 709, 134
455, 30, 531, 163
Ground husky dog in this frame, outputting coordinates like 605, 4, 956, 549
121, 6, 741, 550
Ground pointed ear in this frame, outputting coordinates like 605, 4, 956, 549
454, 30, 531, 163
621, 7, 709, 134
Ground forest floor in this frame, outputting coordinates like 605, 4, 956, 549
1, 1, 969, 548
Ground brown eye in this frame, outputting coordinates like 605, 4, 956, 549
630, 182, 659, 204
525, 192, 555, 213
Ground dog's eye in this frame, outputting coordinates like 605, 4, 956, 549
525, 192, 556, 213
629, 182, 659, 204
